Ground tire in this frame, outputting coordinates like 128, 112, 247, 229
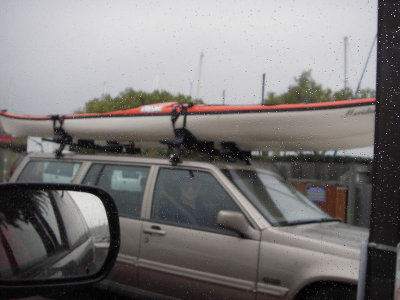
297, 283, 357, 300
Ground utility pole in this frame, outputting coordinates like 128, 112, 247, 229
344, 36, 348, 91
102, 81, 107, 99
222, 90, 226, 105
152, 74, 160, 92
196, 52, 204, 100
261, 73, 266, 105
364, 1, 400, 299
6, 77, 14, 111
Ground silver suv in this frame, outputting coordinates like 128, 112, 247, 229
10, 153, 367, 299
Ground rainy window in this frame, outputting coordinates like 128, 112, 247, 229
222, 168, 329, 226
17, 161, 81, 184
151, 168, 241, 231
82, 164, 150, 219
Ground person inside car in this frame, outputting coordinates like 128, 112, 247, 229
158, 171, 210, 227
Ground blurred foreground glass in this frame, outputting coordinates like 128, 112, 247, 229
0, 188, 110, 280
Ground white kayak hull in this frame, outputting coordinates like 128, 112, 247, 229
0, 100, 375, 151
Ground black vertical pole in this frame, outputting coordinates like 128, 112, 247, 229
365, 1, 400, 299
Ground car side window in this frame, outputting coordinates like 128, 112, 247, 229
17, 161, 81, 184
151, 168, 240, 231
82, 164, 149, 219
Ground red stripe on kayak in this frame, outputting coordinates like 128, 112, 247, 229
0, 112, 54, 119
1, 98, 376, 119
66, 98, 375, 117
186, 98, 375, 113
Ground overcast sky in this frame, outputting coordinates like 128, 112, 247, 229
0, 0, 377, 115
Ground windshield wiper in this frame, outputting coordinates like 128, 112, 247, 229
280, 217, 341, 226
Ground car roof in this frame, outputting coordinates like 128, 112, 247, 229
22, 152, 282, 177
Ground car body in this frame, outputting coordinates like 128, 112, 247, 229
10, 152, 368, 299
8, 152, 27, 178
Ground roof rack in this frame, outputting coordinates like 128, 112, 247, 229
46, 115, 142, 158
46, 105, 251, 164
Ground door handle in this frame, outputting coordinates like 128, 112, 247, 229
143, 225, 166, 236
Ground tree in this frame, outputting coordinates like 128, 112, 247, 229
263, 70, 375, 105
332, 87, 354, 101
0, 190, 61, 259
332, 87, 375, 100
76, 89, 203, 114
354, 87, 375, 99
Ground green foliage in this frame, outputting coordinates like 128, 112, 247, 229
355, 88, 375, 99
282, 70, 332, 104
264, 70, 375, 105
332, 86, 375, 102
332, 87, 354, 101
77, 89, 203, 114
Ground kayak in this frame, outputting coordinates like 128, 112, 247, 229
0, 98, 375, 151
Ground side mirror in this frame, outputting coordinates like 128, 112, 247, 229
0, 183, 120, 298
217, 210, 259, 239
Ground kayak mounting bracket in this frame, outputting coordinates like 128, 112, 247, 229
161, 127, 216, 165
162, 103, 216, 165
170, 103, 194, 131
163, 103, 251, 165
51, 115, 72, 159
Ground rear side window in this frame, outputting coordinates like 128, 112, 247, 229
17, 161, 81, 184
82, 164, 150, 219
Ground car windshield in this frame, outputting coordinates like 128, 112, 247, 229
222, 168, 331, 226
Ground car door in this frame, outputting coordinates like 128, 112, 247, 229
138, 167, 260, 300
81, 163, 151, 288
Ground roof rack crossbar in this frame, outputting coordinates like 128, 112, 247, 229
73, 140, 141, 154
220, 142, 251, 165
